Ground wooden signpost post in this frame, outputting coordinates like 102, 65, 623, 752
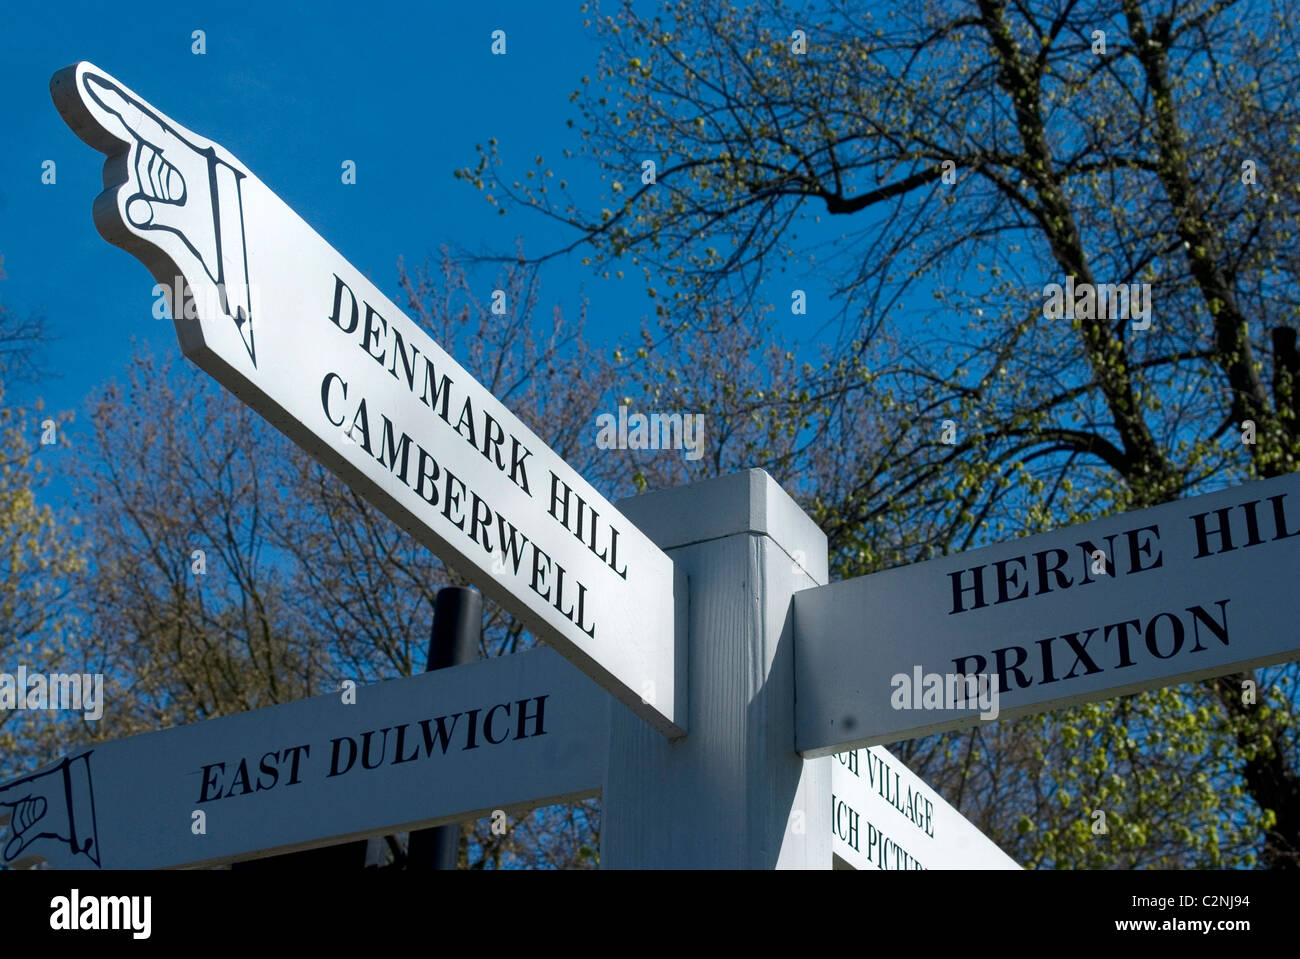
9, 60, 1295, 871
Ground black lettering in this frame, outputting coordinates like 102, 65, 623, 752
376, 416, 413, 485
1124, 524, 1163, 574
328, 274, 359, 334
496, 515, 530, 575
552, 559, 574, 621
1269, 493, 1300, 541
993, 556, 1028, 604
1144, 612, 1185, 659
360, 728, 391, 770
327, 736, 358, 777
515, 696, 548, 739
1034, 548, 1072, 594
508, 437, 532, 495
463, 708, 482, 750
255, 751, 280, 792
282, 745, 310, 785
530, 543, 552, 601
991, 645, 1033, 692
418, 714, 463, 756
419, 358, 454, 422
198, 762, 225, 803
484, 703, 512, 745
468, 492, 493, 552
1035, 635, 1060, 684
227, 758, 253, 796
481, 412, 507, 470
321, 372, 347, 426
605, 523, 626, 578
349, 399, 372, 455
454, 395, 477, 447
548, 472, 573, 529
1061, 629, 1103, 679
1077, 535, 1117, 583
415, 448, 441, 506
392, 723, 420, 764
1187, 600, 1231, 652
360, 304, 387, 363
1191, 506, 1234, 558
575, 580, 596, 638
949, 566, 987, 615
1103, 620, 1140, 668
442, 468, 466, 529
1239, 500, 1265, 547
388, 325, 420, 390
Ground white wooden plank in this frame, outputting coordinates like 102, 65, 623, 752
797, 471, 1300, 756
831, 746, 1018, 870
50, 60, 682, 736
0, 649, 606, 869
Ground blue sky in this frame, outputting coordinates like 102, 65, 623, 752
1, 1, 770, 453
0, 0, 984, 526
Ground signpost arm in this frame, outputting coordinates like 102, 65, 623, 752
407, 587, 482, 870
601, 470, 832, 868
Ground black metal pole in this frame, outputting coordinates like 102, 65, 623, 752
406, 586, 481, 870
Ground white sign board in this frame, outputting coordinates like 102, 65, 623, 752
0, 649, 607, 869
831, 746, 1018, 870
797, 471, 1300, 756
51, 61, 683, 736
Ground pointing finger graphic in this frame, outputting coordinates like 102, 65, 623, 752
83, 73, 167, 151
0, 787, 49, 862
52, 62, 257, 367
0, 754, 100, 868
81, 73, 219, 279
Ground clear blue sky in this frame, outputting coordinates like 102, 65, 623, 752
0, 0, 915, 530
2, 1, 774, 433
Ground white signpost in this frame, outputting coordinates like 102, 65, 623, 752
21, 60, 1298, 872
0, 649, 607, 869
796, 470, 1300, 756
49, 61, 683, 738
830, 747, 1018, 870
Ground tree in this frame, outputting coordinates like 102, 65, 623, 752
0, 281, 84, 782
463, 0, 1300, 866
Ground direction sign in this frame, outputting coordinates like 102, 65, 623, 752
50, 61, 683, 736
0, 648, 607, 869
796, 470, 1300, 756
831, 746, 1018, 870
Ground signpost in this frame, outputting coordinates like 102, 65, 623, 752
830, 746, 1018, 870
0, 649, 607, 869
796, 470, 1300, 756
49, 61, 683, 738
22, 60, 1299, 871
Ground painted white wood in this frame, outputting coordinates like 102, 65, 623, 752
0, 649, 607, 869
797, 470, 1300, 756
601, 470, 832, 868
41, 58, 1063, 868
830, 746, 1018, 870
49, 61, 682, 737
